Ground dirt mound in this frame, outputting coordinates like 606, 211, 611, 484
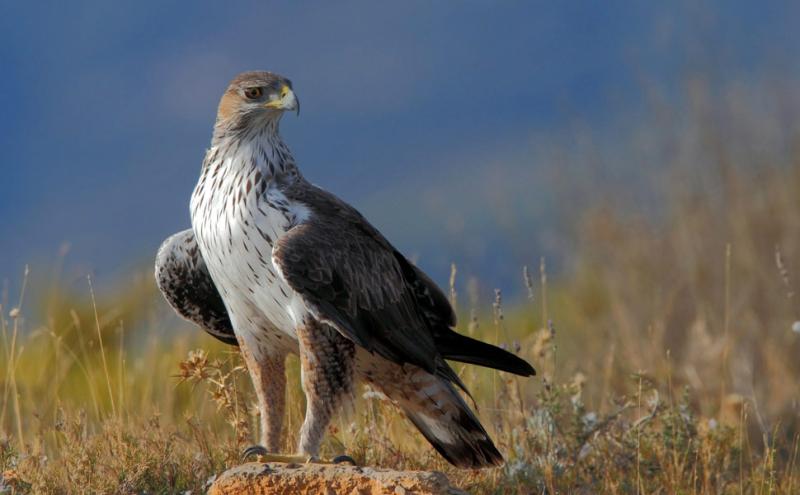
207, 462, 468, 495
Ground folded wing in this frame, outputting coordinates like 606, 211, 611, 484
272, 185, 535, 385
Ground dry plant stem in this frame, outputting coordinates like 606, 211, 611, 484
523, 265, 534, 302
720, 243, 732, 409
52, 328, 102, 420
750, 382, 770, 452
1, 265, 29, 451
88, 275, 118, 422
71, 308, 102, 420
740, 402, 746, 495
539, 257, 547, 329
0, 306, 10, 431
448, 264, 470, 384
10, 345, 25, 450
774, 245, 795, 300
787, 433, 800, 494
118, 320, 126, 419
636, 375, 642, 495
448, 263, 457, 311
491, 289, 500, 418
0, 305, 7, 424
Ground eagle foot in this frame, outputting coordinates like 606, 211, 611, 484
240, 446, 357, 466
241, 445, 270, 462
240, 446, 308, 464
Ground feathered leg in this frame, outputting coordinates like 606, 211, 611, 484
239, 343, 287, 452
296, 318, 355, 457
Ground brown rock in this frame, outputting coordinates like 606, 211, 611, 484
207, 462, 468, 495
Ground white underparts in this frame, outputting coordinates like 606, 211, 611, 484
190, 131, 309, 359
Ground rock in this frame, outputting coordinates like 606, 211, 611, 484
207, 462, 468, 495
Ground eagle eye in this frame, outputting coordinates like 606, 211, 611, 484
243, 87, 263, 100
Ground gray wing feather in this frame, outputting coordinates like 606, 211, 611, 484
155, 229, 237, 346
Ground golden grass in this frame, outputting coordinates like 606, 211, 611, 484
2, 79, 800, 493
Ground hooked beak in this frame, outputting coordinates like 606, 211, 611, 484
265, 84, 300, 116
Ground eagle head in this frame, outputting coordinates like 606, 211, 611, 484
216, 71, 299, 130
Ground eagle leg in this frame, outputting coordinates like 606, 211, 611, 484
239, 344, 288, 453
296, 318, 356, 458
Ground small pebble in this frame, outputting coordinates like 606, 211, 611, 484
792, 321, 800, 333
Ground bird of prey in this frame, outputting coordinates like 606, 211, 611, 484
156, 71, 535, 468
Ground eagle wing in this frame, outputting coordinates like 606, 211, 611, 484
272, 185, 534, 385
273, 220, 447, 378
155, 229, 237, 345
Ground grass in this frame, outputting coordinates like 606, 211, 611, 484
2, 78, 800, 493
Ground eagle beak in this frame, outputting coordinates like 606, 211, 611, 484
265, 85, 299, 116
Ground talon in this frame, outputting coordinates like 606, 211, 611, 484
241, 445, 269, 461
332, 454, 357, 466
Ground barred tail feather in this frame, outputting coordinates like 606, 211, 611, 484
398, 378, 503, 469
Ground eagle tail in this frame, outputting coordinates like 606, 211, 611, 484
397, 375, 503, 469
435, 329, 536, 377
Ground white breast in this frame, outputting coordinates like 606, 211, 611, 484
190, 141, 308, 356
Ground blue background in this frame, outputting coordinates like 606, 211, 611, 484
1, 1, 798, 294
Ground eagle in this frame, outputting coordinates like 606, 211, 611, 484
155, 71, 535, 468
